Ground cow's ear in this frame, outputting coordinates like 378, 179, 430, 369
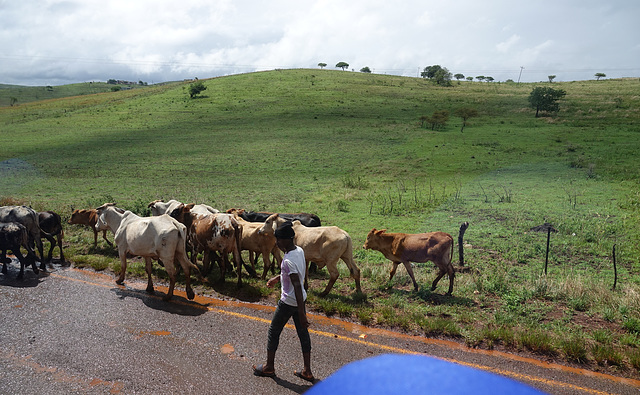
186, 203, 195, 210
376, 229, 386, 235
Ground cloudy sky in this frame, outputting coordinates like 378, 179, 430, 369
1, 0, 638, 86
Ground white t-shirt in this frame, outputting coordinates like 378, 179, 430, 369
280, 246, 307, 307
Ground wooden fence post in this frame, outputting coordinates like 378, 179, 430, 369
544, 227, 551, 276
612, 244, 617, 291
458, 222, 469, 266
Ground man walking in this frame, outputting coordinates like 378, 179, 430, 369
253, 221, 315, 382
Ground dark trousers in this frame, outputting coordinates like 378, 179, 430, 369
267, 300, 311, 353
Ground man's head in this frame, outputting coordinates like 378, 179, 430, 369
275, 221, 295, 251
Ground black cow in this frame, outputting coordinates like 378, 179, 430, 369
227, 209, 321, 227
1, 222, 40, 278
38, 211, 66, 263
0, 205, 48, 270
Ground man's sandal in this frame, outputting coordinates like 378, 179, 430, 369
294, 370, 316, 383
253, 364, 276, 378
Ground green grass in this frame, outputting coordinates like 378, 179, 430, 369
2, 69, 640, 377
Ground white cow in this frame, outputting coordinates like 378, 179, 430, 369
148, 199, 219, 217
260, 214, 362, 296
95, 203, 198, 301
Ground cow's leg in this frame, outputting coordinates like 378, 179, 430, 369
15, 249, 36, 279
17, 252, 25, 279
446, 264, 455, 296
271, 248, 282, 275
215, 252, 227, 283
34, 237, 46, 270
1, 250, 8, 273
102, 230, 113, 247
389, 262, 400, 280
342, 256, 362, 293
319, 262, 340, 297
116, 253, 128, 284
144, 257, 154, 294
402, 261, 419, 292
92, 229, 99, 248
176, 255, 195, 300
431, 268, 446, 292
162, 256, 177, 301
44, 234, 56, 262
260, 248, 271, 280
233, 249, 243, 287
202, 250, 213, 275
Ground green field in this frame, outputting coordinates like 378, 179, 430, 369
2, 69, 639, 377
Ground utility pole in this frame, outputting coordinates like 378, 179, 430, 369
517, 66, 524, 85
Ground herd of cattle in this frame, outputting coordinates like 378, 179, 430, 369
0, 200, 457, 300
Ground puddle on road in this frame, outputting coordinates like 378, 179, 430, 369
220, 344, 234, 354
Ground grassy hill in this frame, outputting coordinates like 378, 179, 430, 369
1, 69, 639, 376
0, 81, 153, 107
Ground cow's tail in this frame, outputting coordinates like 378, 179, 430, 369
343, 236, 361, 279
448, 234, 455, 272
176, 223, 201, 278
345, 236, 362, 293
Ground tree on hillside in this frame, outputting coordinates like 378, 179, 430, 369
318, 63, 327, 69
188, 81, 207, 98
360, 66, 372, 73
336, 62, 349, 70
420, 65, 442, 79
548, 75, 556, 83
454, 73, 465, 81
476, 76, 485, 82
595, 72, 606, 80
528, 86, 566, 117
485, 76, 494, 82
466, 76, 473, 81
421, 110, 449, 130
454, 107, 479, 132
421, 65, 452, 86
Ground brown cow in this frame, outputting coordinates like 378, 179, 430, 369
69, 209, 113, 247
259, 214, 361, 297
363, 229, 455, 295
170, 204, 249, 286
38, 211, 66, 263
234, 215, 282, 279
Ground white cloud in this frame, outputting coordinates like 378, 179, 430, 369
1, 0, 639, 85
496, 35, 521, 54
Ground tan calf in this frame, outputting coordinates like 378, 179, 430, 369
364, 229, 454, 295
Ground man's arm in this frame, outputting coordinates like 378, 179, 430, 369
289, 272, 309, 328
266, 275, 280, 288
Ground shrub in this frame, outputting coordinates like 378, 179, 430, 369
518, 328, 556, 356
189, 81, 207, 98
561, 335, 589, 363
623, 317, 640, 334
629, 349, 640, 370
591, 344, 623, 366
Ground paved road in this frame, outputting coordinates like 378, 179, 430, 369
1, 264, 639, 394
